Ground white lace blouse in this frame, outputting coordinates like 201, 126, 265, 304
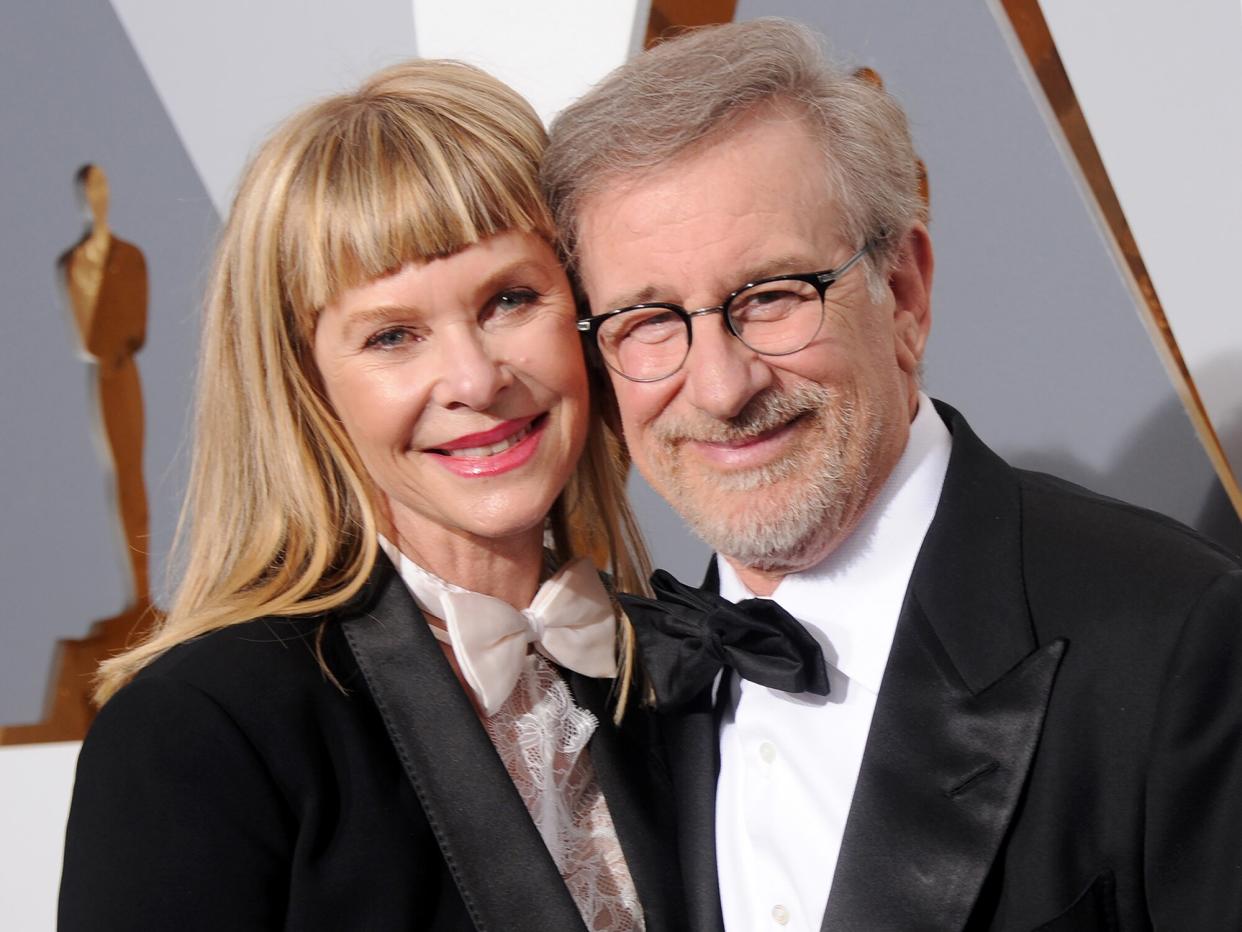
380, 536, 646, 932
482, 651, 646, 932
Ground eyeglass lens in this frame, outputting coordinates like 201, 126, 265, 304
596, 277, 825, 381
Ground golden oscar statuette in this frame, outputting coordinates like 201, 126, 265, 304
0, 165, 162, 745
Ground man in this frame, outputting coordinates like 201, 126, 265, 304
543, 18, 1242, 932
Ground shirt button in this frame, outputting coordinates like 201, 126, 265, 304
759, 741, 777, 764
772, 904, 790, 925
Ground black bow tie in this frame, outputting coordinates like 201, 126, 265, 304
621, 569, 830, 710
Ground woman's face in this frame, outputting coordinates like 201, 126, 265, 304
312, 230, 589, 553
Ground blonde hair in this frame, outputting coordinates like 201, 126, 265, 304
543, 18, 922, 294
97, 60, 650, 708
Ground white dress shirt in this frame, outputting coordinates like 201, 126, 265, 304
715, 394, 952, 932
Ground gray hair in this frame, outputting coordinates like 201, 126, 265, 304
543, 18, 922, 293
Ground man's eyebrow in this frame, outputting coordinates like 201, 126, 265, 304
597, 254, 820, 313
598, 284, 663, 312
734, 254, 820, 285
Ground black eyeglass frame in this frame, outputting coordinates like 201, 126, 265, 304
577, 242, 874, 383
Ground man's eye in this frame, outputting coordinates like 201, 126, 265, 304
363, 327, 418, 350
731, 288, 804, 322
621, 310, 683, 344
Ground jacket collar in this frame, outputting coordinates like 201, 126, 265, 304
565, 671, 689, 932
341, 553, 686, 932
912, 399, 1041, 691
340, 555, 587, 932
822, 400, 1065, 929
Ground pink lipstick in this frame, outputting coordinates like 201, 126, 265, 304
428, 414, 546, 477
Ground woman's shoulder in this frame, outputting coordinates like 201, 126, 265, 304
145, 615, 331, 674
82, 616, 371, 788
117, 615, 364, 722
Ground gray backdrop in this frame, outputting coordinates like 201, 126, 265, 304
2, 0, 1239, 725
1, 0, 215, 724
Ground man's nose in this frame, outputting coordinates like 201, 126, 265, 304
430, 327, 512, 410
680, 313, 773, 419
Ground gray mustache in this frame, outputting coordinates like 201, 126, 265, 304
651, 383, 834, 445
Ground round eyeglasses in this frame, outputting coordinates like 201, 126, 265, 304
577, 243, 872, 382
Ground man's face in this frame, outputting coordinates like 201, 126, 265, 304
575, 108, 932, 583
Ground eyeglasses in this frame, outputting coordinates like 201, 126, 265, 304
577, 243, 872, 382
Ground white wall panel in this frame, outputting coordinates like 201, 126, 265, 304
109, 0, 419, 213
0, 743, 80, 930
413, 0, 649, 126
1039, 0, 1242, 490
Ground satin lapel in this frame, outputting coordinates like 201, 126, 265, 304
661, 692, 726, 932
567, 674, 689, 932
823, 403, 1066, 931
822, 601, 1064, 931
660, 557, 728, 932
341, 559, 585, 932
600, 561, 724, 932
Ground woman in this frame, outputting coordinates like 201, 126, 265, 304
59, 60, 684, 932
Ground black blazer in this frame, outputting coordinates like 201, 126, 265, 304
661, 402, 1242, 932
59, 556, 686, 931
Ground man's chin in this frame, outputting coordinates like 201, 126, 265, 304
674, 488, 836, 570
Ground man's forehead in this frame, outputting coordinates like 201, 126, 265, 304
574, 157, 844, 309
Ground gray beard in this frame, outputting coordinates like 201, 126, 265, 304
647, 383, 882, 571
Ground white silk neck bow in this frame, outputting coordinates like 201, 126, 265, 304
379, 538, 618, 716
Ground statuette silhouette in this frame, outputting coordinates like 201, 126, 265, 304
0, 165, 158, 744
65, 165, 153, 606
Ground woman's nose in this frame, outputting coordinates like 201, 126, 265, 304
429, 326, 512, 410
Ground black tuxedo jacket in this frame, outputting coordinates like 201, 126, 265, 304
59, 556, 686, 931
662, 402, 1242, 932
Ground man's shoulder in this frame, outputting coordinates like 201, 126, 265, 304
1015, 467, 1239, 578
1010, 467, 1241, 647
934, 399, 1239, 585
934, 399, 1239, 647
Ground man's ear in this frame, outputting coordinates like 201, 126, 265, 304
888, 222, 934, 376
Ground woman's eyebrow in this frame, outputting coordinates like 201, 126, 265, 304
337, 257, 558, 333
471, 258, 554, 294
335, 304, 421, 342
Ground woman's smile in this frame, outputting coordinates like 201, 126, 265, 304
428, 413, 548, 477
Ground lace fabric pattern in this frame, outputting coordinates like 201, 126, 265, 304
483, 653, 646, 932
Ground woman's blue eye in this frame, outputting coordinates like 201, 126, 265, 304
492, 288, 540, 316
364, 327, 416, 350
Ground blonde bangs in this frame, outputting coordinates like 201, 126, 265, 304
278, 65, 554, 325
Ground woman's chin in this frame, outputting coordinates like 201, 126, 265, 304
386, 494, 553, 552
